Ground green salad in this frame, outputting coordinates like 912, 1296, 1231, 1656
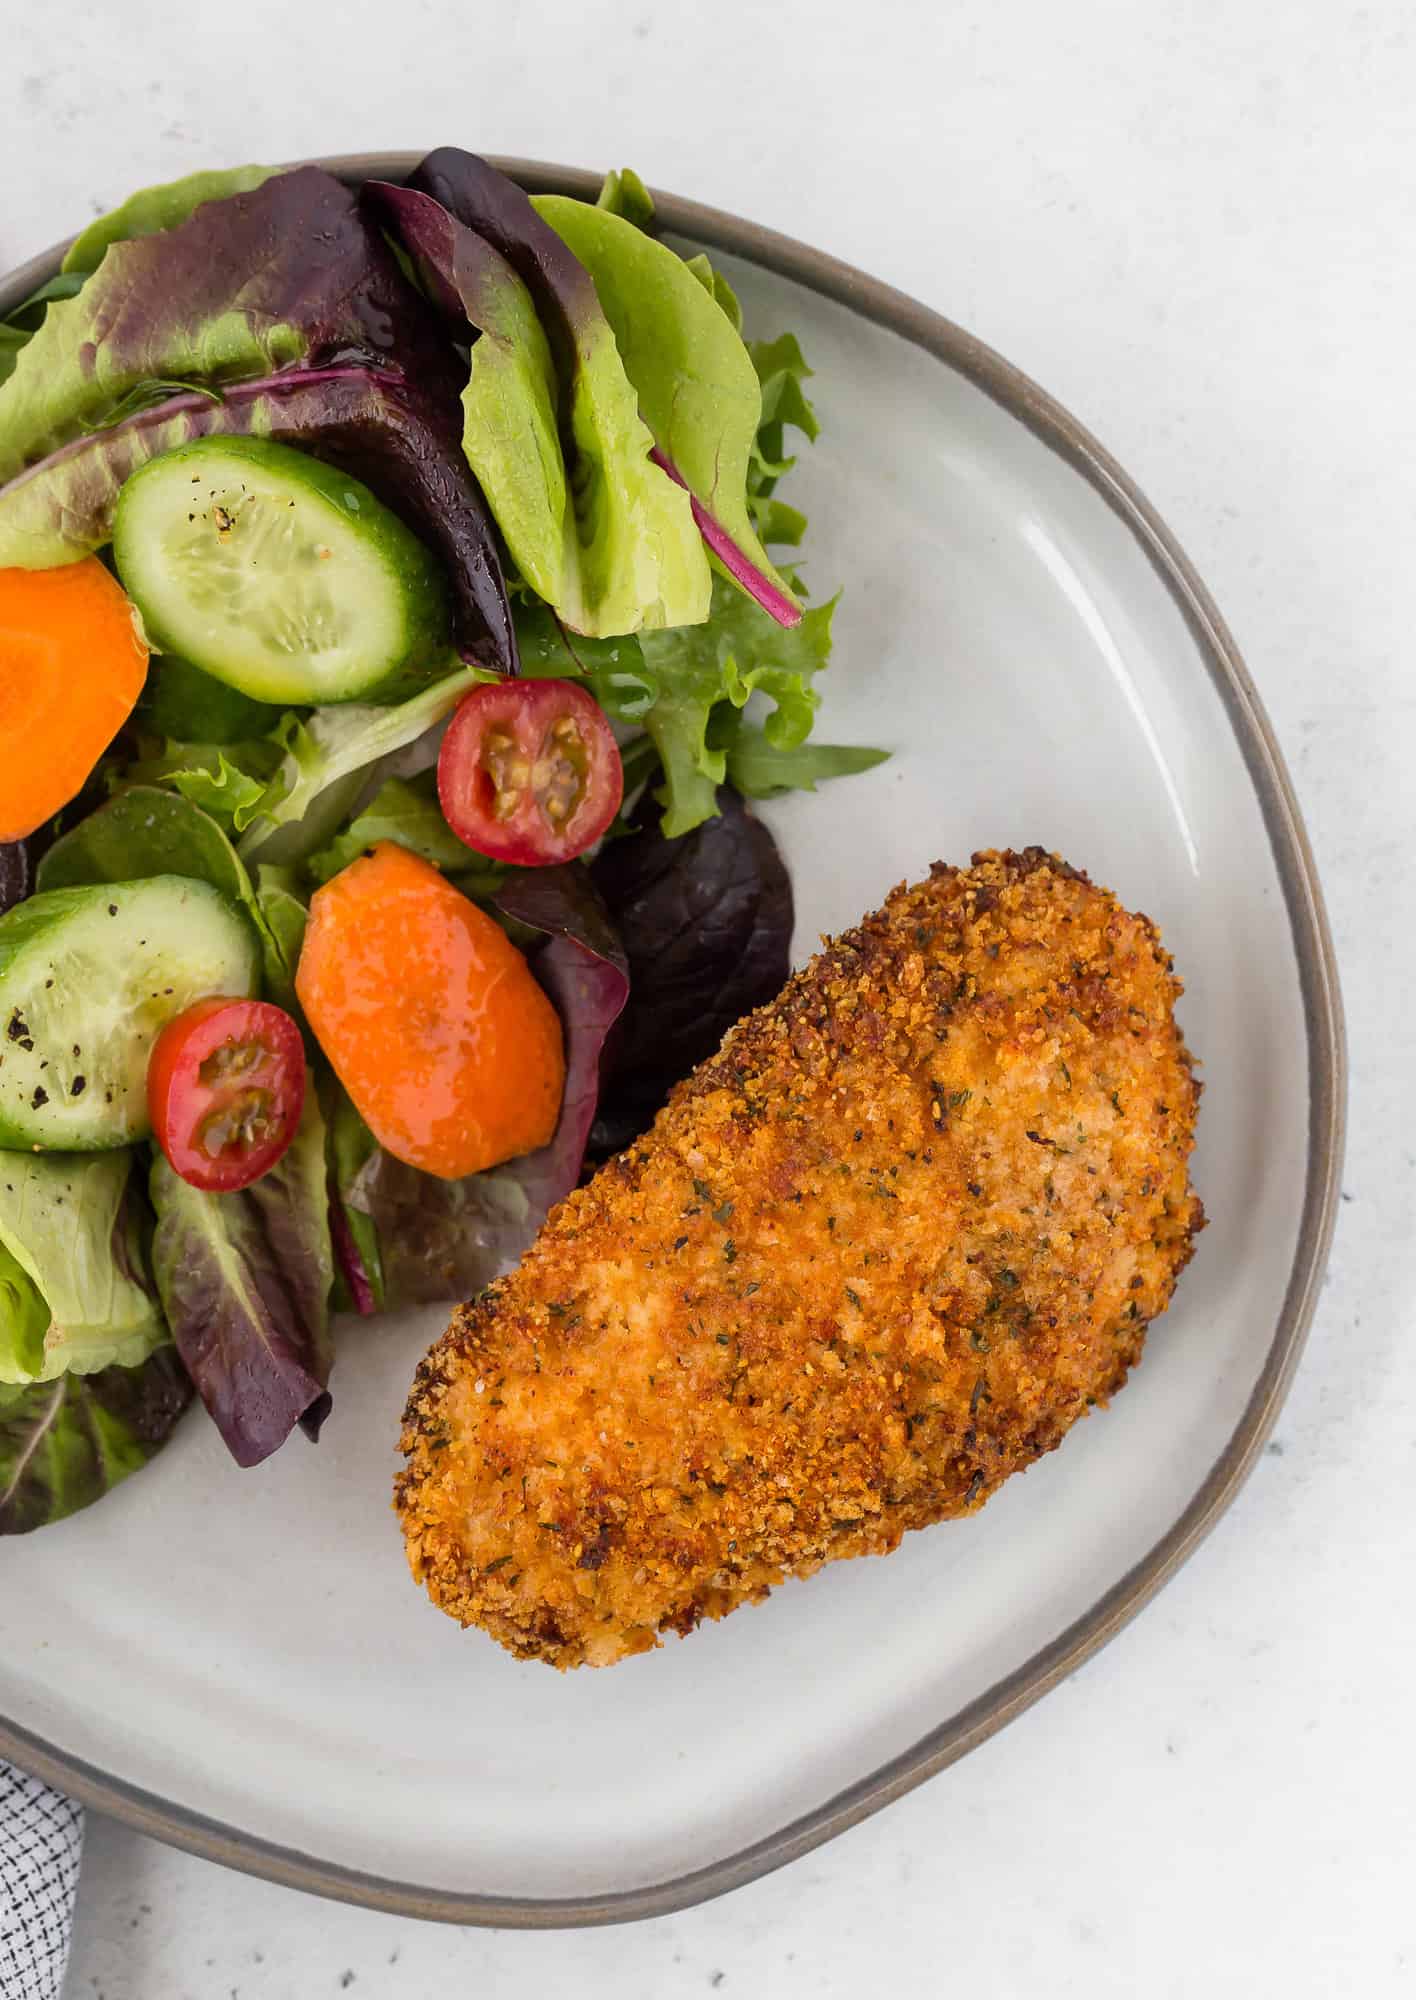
0, 149, 887, 1533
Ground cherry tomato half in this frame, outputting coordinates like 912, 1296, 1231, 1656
147, 997, 306, 1193
437, 679, 623, 866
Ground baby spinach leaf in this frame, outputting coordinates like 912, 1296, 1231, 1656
137, 657, 281, 747
35, 784, 296, 1005
0, 1349, 193, 1536
36, 784, 252, 908
513, 601, 661, 720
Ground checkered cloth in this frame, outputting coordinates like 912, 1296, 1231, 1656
0, 1762, 82, 2000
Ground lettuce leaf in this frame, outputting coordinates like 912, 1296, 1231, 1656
237, 663, 488, 865
532, 195, 802, 629
0, 1152, 167, 1385
144, 746, 277, 835
0, 274, 86, 391
722, 721, 889, 798
0, 1349, 193, 1536
252, 868, 309, 1017
62, 164, 277, 277
635, 579, 838, 835
0, 167, 444, 483
370, 175, 709, 639
0, 363, 517, 675
595, 167, 655, 227
305, 775, 472, 886
150, 1080, 334, 1467
589, 786, 793, 1155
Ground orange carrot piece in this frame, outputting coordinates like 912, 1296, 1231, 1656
296, 842, 565, 1181
0, 560, 149, 842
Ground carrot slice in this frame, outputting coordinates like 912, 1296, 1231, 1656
296, 842, 565, 1181
0, 560, 150, 843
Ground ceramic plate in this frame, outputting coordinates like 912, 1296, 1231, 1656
0, 157, 1344, 1925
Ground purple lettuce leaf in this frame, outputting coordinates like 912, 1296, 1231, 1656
407, 148, 603, 384
149, 1083, 335, 1468
337, 864, 628, 1309
589, 786, 793, 1155
0, 1350, 194, 1536
0, 363, 516, 675
0, 843, 31, 916
649, 446, 803, 628
0, 166, 454, 481
492, 863, 630, 1216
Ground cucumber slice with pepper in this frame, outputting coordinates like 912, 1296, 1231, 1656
113, 437, 450, 704
0, 875, 259, 1150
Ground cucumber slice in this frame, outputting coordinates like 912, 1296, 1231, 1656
113, 437, 450, 705
0, 875, 259, 1150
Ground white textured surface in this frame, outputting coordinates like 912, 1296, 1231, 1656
0, 0, 1407, 1991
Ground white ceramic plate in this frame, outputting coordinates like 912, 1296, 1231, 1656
0, 158, 1344, 1924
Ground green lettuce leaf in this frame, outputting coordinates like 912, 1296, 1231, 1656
683, 253, 744, 334
0, 1152, 167, 1385
0, 1350, 193, 1536
156, 748, 277, 834
370, 180, 710, 639
595, 167, 655, 227
0, 274, 87, 391
531, 196, 800, 626
236, 663, 488, 865
253, 867, 309, 1014
722, 719, 890, 798
637, 581, 839, 836
305, 775, 471, 885
63, 164, 277, 276
747, 332, 819, 531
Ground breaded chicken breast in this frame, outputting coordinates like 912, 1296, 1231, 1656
397, 848, 1202, 1667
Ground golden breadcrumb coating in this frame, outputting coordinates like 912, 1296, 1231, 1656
397, 848, 1203, 1667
